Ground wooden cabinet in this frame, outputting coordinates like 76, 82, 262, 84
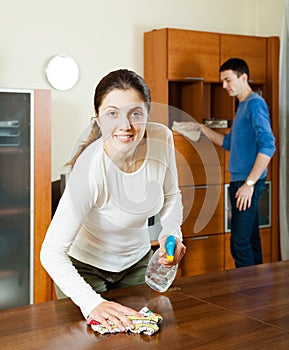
0, 89, 52, 309
144, 28, 279, 277
220, 34, 267, 82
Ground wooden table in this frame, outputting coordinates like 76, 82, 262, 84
1, 261, 289, 349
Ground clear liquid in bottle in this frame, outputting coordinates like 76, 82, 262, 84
145, 235, 178, 292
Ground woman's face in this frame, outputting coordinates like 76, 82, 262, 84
97, 88, 148, 157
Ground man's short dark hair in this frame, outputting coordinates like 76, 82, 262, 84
219, 58, 250, 80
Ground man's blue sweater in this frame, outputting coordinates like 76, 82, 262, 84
222, 93, 275, 182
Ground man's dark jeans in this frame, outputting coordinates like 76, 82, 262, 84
229, 179, 266, 268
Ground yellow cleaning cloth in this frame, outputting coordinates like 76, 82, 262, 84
87, 307, 163, 335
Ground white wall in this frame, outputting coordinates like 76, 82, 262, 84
0, 0, 283, 179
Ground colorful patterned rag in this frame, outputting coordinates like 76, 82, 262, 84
86, 307, 163, 335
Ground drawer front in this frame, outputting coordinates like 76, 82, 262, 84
181, 185, 224, 236
181, 234, 224, 276
174, 133, 224, 186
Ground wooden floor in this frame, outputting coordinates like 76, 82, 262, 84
0, 260, 289, 349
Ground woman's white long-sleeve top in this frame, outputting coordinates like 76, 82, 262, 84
40, 122, 183, 318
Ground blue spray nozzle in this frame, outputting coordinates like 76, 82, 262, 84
165, 235, 177, 262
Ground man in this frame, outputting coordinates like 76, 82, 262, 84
198, 58, 275, 267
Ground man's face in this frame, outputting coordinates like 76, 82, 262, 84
220, 69, 247, 98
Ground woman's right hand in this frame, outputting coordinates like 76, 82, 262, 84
158, 237, 186, 267
89, 301, 142, 332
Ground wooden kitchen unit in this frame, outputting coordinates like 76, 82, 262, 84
144, 28, 280, 276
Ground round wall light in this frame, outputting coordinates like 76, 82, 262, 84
45, 55, 80, 91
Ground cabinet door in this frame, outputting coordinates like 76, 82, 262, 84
0, 90, 51, 309
181, 185, 224, 236
174, 133, 224, 186
168, 29, 220, 81
224, 228, 272, 270
181, 234, 224, 276
0, 92, 32, 309
220, 34, 267, 82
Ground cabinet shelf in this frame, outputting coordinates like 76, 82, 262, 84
0, 147, 28, 154
0, 207, 29, 216
169, 78, 205, 82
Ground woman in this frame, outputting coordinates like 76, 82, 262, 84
40, 69, 186, 332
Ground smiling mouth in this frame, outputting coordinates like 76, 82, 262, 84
114, 134, 134, 141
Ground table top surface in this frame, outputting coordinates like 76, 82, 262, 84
1, 260, 289, 350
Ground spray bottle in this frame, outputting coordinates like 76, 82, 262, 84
145, 235, 178, 292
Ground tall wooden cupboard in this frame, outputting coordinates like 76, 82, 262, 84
0, 89, 52, 309
144, 28, 279, 276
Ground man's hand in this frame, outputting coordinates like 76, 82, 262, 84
235, 184, 254, 211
